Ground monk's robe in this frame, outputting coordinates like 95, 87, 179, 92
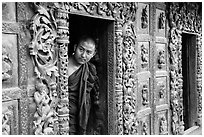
68, 62, 102, 135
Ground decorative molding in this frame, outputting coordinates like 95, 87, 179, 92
167, 2, 202, 134
54, 7, 70, 135
196, 33, 202, 126
29, 3, 59, 135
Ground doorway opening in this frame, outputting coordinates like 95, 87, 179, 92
182, 33, 198, 130
69, 14, 114, 134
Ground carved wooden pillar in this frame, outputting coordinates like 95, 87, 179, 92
55, 8, 70, 135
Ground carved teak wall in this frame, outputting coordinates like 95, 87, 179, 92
2, 2, 202, 135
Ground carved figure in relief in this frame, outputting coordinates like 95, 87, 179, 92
141, 44, 148, 68
2, 45, 12, 81
68, 36, 104, 135
142, 84, 149, 106
158, 50, 165, 69
142, 121, 148, 135
159, 12, 165, 29
159, 116, 168, 134
33, 82, 50, 126
159, 84, 165, 99
141, 5, 148, 29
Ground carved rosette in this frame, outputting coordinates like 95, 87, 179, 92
29, 3, 59, 135
167, 2, 202, 134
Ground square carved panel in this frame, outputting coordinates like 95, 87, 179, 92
155, 77, 168, 106
138, 42, 150, 72
2, 100, 19, 135
155, 110, 168, 135
156, 9, 166, 37
137, 3, 150, 34
2, 33, 18, 88
156, 43, 166, 71
138, 114, 151, 135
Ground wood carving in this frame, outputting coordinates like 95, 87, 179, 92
29, 2, 59, 135
159, 116, 168, 135
142, 121, 148, 135
159, 12, 165, 29
2, 107, 12, 135
2, 45, 12, 82
142, 84, 149, 106
157, 50, 165, 69
167, 2, 202, 134
141, 44, 148, 68
141, 5, 148, 29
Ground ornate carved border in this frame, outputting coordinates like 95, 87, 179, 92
167, 2, 202, 135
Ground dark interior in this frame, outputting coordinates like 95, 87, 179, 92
182, 33, 197, 130
69, 13, 114, 134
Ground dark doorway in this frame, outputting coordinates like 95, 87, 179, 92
182, 33, 197, 130
69, 14, 114, 134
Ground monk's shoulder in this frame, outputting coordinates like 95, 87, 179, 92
87, 62, 97, 75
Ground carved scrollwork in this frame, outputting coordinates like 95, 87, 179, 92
167, 2, 202, 135
29, 3, 59, 135
122, 20, 138, 135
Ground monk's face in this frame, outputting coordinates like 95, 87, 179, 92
74, 40, 95, 65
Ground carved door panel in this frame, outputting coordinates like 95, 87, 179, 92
2, 2, 29, 135
136, 3, 170, 135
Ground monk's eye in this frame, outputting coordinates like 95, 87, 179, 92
87, 51, 92, 55
78, 47, 84, 52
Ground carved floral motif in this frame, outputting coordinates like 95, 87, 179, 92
29, 3, 59, 135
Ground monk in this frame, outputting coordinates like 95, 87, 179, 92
68, 36, 103, 134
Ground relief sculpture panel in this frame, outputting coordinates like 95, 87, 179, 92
2, 34, 18, 88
